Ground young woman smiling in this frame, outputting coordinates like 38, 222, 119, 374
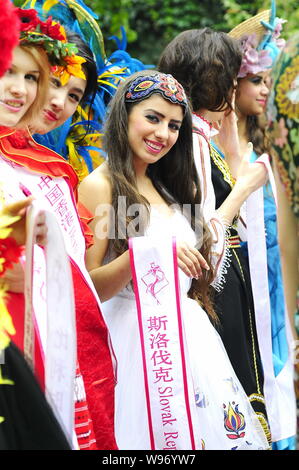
78, 69, 268, 450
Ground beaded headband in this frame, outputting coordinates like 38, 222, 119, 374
17, 8, 86, 85
229, 1, 286, 78
125, 73, 188, 111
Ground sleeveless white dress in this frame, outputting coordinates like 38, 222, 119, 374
101, 206, 269, 450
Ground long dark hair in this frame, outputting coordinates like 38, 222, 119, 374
64, 31, 98, 142
103, 70, 217, 321
66, 30, 98, 104
247, 115, 271, 156
158, 28, 242, 113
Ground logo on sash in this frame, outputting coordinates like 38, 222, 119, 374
141, 262, 169, 304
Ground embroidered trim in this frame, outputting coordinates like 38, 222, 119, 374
193, 113, 212, 128
125, 73, 188, 111
227, 234, 242, 249
255, 412, 272, 446
233, 249, 261, 395
192, 125, 208, 142
249, 395, 272, 445
210, 144, 236, 189
249, 393, 266, 404
192, 119, 233, 293
211, 224, 232, 293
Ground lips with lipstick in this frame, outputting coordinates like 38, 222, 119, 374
144, 138, 165, 154
0, 99, 24, 112
257, 99, 266, 107
43, 109, 58, 121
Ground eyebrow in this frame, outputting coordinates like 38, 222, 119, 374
10, 65, 40, 74
145, 108, 182, 124
71, 87, 84, 95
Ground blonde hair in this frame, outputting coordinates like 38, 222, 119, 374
16, 45, 50, 128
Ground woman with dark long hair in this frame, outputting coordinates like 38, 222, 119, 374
227, 9, 297, 450
158, 21, 296, 448
158, 27, 273, 443
79, 69, 268, 450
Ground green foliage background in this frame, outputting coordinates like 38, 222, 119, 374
84, 0, 299, 65
14, 0, 299, 66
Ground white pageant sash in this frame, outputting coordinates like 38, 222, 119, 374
246, 154, 296, 441
5, 158, 117, 372
129, 235, 201, 450
25, 201, 76, 447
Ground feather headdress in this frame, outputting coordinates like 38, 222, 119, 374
21, 0, 150, 180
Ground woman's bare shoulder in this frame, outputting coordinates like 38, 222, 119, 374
78, 162, 112, 210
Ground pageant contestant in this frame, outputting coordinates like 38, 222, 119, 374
0, 8, 117, 450
158, 28, 272, 442
32, 29, 117, 451
158, 23, 296, 447
226, 5, 296, 450
78, 69, 269, 450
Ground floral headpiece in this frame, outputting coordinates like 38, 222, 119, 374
229, 2, 286, 78
125, 72, 188, 111
17, 8, 86, 85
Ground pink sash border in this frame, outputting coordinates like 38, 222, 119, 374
129, 236, 197, 450
128, 237, 155, 450
171, 237, 196, 450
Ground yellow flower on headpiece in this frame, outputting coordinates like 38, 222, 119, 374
52, 54, 87, 86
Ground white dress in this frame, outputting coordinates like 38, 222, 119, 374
101, 206, 269, 450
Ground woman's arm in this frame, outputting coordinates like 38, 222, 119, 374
78, 167, 132, 302
193, 128, 267, 287
213, 93, 242, 179
216, 143, 268, 226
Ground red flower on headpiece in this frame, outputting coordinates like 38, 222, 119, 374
40, 16, 66, 42
16, 8, 39, 32
0, 0, 20, 78
0, 237, 22, 276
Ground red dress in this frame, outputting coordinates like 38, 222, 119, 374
0, 126, 117, 450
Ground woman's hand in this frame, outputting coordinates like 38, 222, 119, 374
214, 92, 242, 177
2, 198, 47, 246
235, 143, 268, 196
176, 241, 210, 279
2, 197, 33, 245
0, 198, 48, 293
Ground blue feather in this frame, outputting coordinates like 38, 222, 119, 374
109, 26, 127, 51
76, 146, 93, 172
